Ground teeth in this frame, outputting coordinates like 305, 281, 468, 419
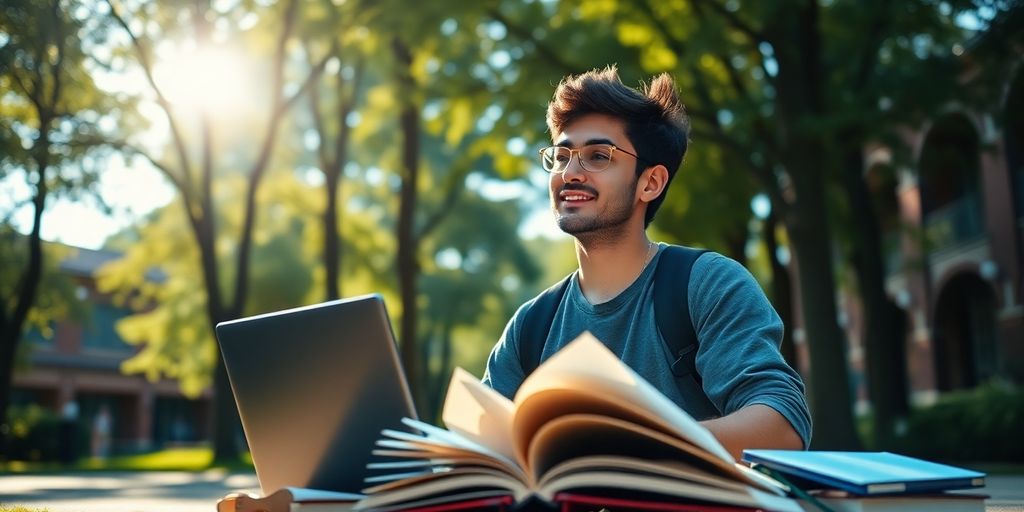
564, 195, 590, 201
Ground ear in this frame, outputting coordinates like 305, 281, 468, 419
637, 165, 669, 204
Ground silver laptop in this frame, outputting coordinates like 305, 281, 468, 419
216, 294, 417, 494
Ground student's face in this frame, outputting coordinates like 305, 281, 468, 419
548, 113, 646, 237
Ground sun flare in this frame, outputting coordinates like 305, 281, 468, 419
152, 42, 253, 116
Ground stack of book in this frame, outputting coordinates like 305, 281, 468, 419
741, 450, 988, 512
355, 333, 803, 511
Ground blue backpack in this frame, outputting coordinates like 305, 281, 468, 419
518, 245, 709, 384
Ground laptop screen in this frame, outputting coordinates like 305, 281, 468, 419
216, 294, 417, 494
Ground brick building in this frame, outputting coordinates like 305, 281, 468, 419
11, 247, 210, 454
826, 59, 1023, 411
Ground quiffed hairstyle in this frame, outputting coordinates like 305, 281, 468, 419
546, 65, 690, 227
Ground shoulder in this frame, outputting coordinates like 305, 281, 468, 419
689, 251, 757, 292
653, 246, 748, 288
680, 249, 774, 323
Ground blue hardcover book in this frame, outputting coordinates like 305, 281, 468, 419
741, 450, 986, 495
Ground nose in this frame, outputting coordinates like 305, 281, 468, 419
560, 153, 587, 183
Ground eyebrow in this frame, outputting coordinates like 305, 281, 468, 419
555, 138, 618, 148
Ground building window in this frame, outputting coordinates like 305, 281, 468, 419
81, 303, 133, 352
918, 113, 986, 250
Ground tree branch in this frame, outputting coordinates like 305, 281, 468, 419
418, 160, 470, 240
278, 50, 333, 117
231, 0, 302, 312
48, 0, 65, 110
692, 0, 767, 44
97, 138, 189, 200
103, 0, 194, 196
334, 55, 365, 171
852, 0, 889, 91
308, 74, 333, 171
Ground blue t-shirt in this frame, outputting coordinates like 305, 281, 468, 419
482, 244, 812, 448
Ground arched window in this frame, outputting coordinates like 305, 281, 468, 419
918, 113, 985, 250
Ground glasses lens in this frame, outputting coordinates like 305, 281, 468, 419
541, 147, 569, 173
580, 145, 613, 172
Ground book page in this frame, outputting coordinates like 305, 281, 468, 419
440, 368, 517, 461
355, 473, 528, 510
523, 413, 767, 490
398, 418, 514, 464
513, 333, 733, 464
539, 455, 755, 494
536, 472, 802, 512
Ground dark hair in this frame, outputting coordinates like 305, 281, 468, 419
546, 65, 690, 227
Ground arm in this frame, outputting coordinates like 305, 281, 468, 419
701, 404, 804, 461
689, 253, 813, 455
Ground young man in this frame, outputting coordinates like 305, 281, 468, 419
481, 67, 811, 459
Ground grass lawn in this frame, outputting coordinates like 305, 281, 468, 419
0, 447, 253, 474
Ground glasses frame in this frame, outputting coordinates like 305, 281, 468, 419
538, 144, 646, 174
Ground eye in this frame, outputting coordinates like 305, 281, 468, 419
585, 147, 612, 162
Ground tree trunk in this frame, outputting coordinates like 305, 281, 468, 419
392, 38, 422, 416
787, 173, 862, 449
0, 200, 46, 438
319, 59, 360, 302
765, 211, 797, 367
769, 1, 861, 449
324, 168, 341, 301
840, 140, 909, 448
0, 123, 52, 438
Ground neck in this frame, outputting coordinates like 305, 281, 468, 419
574, 230, 656, 305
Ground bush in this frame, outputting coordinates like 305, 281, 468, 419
889, 381, 1024, 463
1, 405, 86, 463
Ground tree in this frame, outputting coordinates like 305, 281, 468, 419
0, 0, 113, 433
297, 0, 368, 301
604, 0, 1007, 447
802, 0, 1001, 447
101, 0, 329, 461
99, 172, 318, 399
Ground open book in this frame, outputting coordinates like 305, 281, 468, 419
356, 333, 802, 512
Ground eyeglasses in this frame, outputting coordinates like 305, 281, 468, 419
538, 144, 645, 174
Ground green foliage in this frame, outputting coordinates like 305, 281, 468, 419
0, 0, 127, 196
97, 172, 326, 397
0, 230, 87, 345
1, 404, 85, 462
883, 382, 1024, 463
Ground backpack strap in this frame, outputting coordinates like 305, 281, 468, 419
518, 274, 573, 376
654, 245, 708, 381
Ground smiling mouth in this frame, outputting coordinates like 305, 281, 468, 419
561, 194, 594, 203
558, 188, 596, 205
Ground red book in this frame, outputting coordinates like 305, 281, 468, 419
397, 495, 515, 512
556, 493, 764, 512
